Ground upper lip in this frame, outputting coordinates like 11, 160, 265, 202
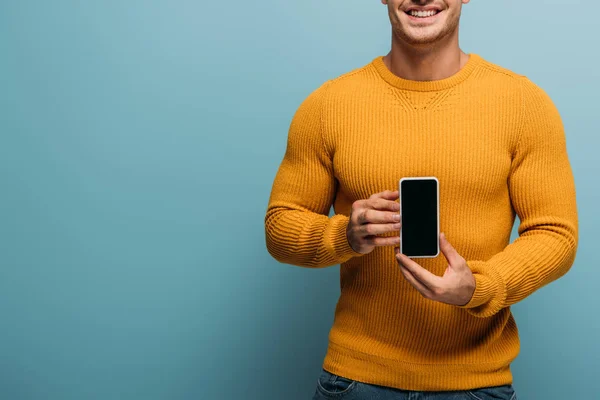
404, 6, 442, 13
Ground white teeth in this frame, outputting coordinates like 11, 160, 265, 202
409, 10, 438, 18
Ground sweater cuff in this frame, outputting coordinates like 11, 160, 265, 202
458, 260, 506, 317
324, 214, 365, 263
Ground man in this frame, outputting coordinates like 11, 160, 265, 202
264, 0, 578, 398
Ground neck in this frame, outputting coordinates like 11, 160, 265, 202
383, 31, 468, 82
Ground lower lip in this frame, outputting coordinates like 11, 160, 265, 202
405, 11, 442, 22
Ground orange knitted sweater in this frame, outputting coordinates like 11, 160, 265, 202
264, 53, 578, 391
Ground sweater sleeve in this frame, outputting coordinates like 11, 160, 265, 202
459, 77, 579, 318
264, 81, 365, 268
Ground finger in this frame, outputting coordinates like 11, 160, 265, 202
370, 190, 399, 201
369, 197, 401, 212
439, 232, 462, 267
395, 252, 442, 290
360, 209, 401, 224
399, 264, 434, 299
359, 222, 401, 236
350, 199, 368, 223
365, 235, 401, 247
395, 247, 434, 296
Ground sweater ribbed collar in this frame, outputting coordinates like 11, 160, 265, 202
371, 53, 481, 92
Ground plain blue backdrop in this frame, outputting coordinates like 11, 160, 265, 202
1, 1, 598, 399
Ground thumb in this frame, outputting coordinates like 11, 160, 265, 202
440, 232, 461, 266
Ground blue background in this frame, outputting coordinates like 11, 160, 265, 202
1, 1, 598, 399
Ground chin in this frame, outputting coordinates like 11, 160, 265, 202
397, 29, 446, 46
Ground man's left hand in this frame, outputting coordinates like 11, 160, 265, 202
394, 232, 476, 306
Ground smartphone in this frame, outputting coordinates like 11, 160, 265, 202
398, 177, 440, 258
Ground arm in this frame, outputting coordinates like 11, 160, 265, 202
264, 81, 364, 268
459, 77, 579, 318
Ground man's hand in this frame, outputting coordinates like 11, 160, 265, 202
394, 232, 476, 306
346, 190, 401, 255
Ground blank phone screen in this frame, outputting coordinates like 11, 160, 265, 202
400, 179, 438, 257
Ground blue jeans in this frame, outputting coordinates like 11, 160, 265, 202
313, 369, 517, 400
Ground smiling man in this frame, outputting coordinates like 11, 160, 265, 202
264, 1, 579, 399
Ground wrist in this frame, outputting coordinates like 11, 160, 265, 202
325, 214, 365, 261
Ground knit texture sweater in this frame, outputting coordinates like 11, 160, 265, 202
264, 53, 579, 391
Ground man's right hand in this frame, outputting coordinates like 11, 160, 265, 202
346, 190, 401, 255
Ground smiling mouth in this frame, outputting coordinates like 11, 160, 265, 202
405, 9, 441, 18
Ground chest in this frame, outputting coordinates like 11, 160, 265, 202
329, 99, 518, 202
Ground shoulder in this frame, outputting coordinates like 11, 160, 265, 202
328, 61, 374, 85
475, 55, 525, 81
317, 59, 379, 96
478, 60, 565, 143
474, 54, 557, 110
296, 59, 378, 114
469, 54, 527, 98
292, 61, 373, 119
303, 60, 380, 115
